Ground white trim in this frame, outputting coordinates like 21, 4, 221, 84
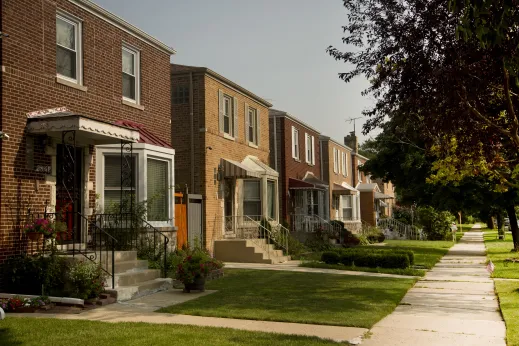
305, 133, 309, 163
122, 44, 140, 104
67, 0, 176, 55
96, 143, 175, 228
292, 126, 299, 160
56, 11, 83, 86
341, 151, 347, 177
333, 148, 338, 173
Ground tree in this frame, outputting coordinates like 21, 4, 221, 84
328, 0, 519, 247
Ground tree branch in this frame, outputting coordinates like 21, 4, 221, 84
503, 62, 519, 148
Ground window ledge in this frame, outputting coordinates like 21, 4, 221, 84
248, 142, 258, 149
56, 77, 88, 92
223, 133, 235, 141
122, 99, 145, 110
293, 157, 301, 162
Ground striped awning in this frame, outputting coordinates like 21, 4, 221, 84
221, 158, 261, 178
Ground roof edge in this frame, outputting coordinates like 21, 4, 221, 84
269, 109, 321, 134
319, 135, 354, 152
171, 64, 272, 107
69, 0, 176, 55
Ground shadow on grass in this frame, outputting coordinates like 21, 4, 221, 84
0, 327, 23, 346
158, 269, 415, 328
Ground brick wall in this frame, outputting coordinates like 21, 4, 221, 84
360, 190, 376, 226
1, 0, 171, 262
271, 116, 321, 222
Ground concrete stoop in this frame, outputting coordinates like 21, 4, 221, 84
107, 251, 172, 302
214, 239, 290, 264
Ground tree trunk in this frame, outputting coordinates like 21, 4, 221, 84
505, 204, 519, 251
486, 216, 495, 229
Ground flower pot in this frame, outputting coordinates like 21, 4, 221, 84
183, 276, 206, 293
27, 232, 43, 241
14, 307, 36, 313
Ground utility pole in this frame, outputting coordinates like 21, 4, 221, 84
346, 117, 362, 135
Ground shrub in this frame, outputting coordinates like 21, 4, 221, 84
176, 252, 223, 284
68, 261, 107, 300
321, 251, 341, 264
377, 233, 386, 243
339, 252, 355, 266
393, 206, 413, 224
417, 206, 455, 240
342, 229, 361, 246
363, 226, 385, 244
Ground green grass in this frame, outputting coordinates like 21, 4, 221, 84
300, 239, 455, 276
300, 261, 425, 276
158, 269, 416, 328
484, 229, 519, 279
0, 318, 343, 346
495, 280, 519, 346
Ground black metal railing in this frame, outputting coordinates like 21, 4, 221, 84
26, 211, 118, 288
94, 213, 171, 277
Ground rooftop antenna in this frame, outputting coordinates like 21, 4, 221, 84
345, 117, 362, 135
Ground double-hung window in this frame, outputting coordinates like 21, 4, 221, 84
56, 13, 82, 84
267, 180, 276, 219
147, 159, 169, 221
247, 106, 259, 146
218, 90, 237, 138
305, 134, 315, 165
333, 148, 338, 173
342, 195, 353, 220
342, 152, 347, 176
292, 127, 299, 160
243, 180, 261, 220
357, 160, 362, 183
122, 45, 140, 104
172, 85, 189, 104
103, 156, 137, 210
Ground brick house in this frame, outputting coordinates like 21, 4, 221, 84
319, 136, 362, 232
1, 0, 176, 293
269, 109, 328, 232
171, 64, 284, 262
344, 132, 394, 226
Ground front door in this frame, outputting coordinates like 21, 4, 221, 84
56, 145, 83, 243
223, 178, 234, 234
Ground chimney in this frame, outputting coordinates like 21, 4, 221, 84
344, 131, 358, 153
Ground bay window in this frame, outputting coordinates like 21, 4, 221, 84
243, 180, 261, 220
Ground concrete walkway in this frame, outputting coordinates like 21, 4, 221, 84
362, 224, 507, 346
10, 288, 367, 343
225, 261, 420, 279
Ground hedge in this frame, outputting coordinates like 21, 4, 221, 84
321, 249, 412, 269
331, 248, 415, 265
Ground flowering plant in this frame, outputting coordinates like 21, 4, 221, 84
175, 251, 223, 284
0, 296, 50, 311
23, 218, 55, 237
68, 260, 107, 300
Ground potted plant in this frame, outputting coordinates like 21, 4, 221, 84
176, 251, 223, 293
23, 218, 54, 241
54, 221, 68, 241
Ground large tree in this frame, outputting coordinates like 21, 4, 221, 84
329, 0, 519, 247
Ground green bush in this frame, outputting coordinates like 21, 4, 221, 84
417, 206, 455, 240
321, 251, 341, 264
68, 261, 107, 300
342, 229, 361, 246
322, 248, 413, 269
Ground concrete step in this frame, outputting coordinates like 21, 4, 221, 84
114, 251, 138, 262
114, 269, 161, 287
108, 260, 149, 274
116, 278, 172, 301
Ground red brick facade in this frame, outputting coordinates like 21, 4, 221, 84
269, 111, 322, 223
1, 0, 173, 261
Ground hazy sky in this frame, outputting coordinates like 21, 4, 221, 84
95, 0, 377, 144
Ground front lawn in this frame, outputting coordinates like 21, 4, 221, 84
484, 232, 519, 345
495, 280, 519, 346
300, 239, 454, 276
484, 230, 519, 279
159, 269, 416, 328
0, 318, 341, 346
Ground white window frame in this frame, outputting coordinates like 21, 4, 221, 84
96, 143, 175, 228
223, 94, 234, 136
248, 107, 258, 146
243, 179, 262, 219
122, 44, 141, 104
56, 12, 83, 85
341, 195, 353, 220
342, 152, 347, 177
305, 134, 315, 165
358, 160, 362, 183
292, 127, 299, 160
333, 148, 338, 173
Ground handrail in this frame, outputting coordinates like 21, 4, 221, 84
267, 218, 289, 255
138, 217, 170, 277
377, 218, 424, 240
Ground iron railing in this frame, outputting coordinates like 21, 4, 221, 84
94, 213, 171, 277
26, 211, 118, 288
268, 218, 289, 255
290, 214, 342, 235
213, 215, 287, 259
377, 218, 425, 240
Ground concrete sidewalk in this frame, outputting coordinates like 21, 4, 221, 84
10, 288, 367, 343
362, 224, 507, 346
225, 261, 420, 279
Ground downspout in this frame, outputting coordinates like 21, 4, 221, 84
189, 72, 194, 193
273, 117, 278, 172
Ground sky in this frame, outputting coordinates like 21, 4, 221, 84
95, 0, 377, 144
